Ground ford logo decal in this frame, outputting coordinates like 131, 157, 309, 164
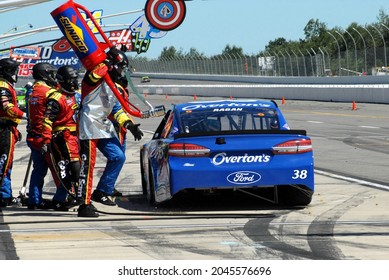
227, 171, 261, 185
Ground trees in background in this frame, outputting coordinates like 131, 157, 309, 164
155, 9, 389, 63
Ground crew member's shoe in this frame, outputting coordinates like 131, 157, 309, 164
66, 196, 83, 208
52, 200, 69, 211
27, 199, 52, 210
77, 204, 99, 217
91, 189, 116, 206
89, 203, 97, 212
111, 188, 122, 197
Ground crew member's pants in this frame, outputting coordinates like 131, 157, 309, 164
0, 125, 17, 199
0, 170, 12, 199
78, 137, 125, 204
51, 130, 80, 200
27, 138, 64, 205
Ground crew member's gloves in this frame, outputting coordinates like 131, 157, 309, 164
124, 121, 143, 141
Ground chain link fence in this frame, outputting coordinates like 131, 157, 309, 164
131, 47, 388, 77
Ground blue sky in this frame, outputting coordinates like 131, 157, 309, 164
1, 0, 389, 58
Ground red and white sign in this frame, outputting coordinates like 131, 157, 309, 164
108, 29, 133, 51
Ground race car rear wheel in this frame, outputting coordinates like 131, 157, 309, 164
147, 162, 156, 205
275, 185, 313, 206
140, 150, 147, 196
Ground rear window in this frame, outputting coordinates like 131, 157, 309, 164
179, 108, 279, 133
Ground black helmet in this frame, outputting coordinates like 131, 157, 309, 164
106, 48, 129, 67
270, 118, 279, 130
32, 63, 58, 87
56, 66, 79, 93
0, 58, 20, 83
106, 48, 129, 83
117, 76, 128, 88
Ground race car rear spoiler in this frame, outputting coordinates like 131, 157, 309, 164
174, 129, 308, 140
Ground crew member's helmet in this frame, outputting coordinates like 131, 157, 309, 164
56, 66, 79, 93
0, 58, 20, 83
24, 81, 33, 90
270, 118, 279, 130
117, 76, 128, 88
106, 49, 129, 83
32, 63, 58, 87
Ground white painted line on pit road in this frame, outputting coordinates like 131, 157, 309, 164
315, 169, 389, 191
359, 126, 380, 129
141, 129, 156, 134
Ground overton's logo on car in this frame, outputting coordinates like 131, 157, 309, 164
227, 171, 261, 185
212, 152, 270, 165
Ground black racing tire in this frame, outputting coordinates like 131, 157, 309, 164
276, 185, 313, 206
140, 150, 147, 196
147, 161, 156, 205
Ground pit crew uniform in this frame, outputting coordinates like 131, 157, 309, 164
0, 78, 24, 206
77, 63, 134, 210
109, 81, 130, 152
41, 89, 80, 208
27, 81, 61, 208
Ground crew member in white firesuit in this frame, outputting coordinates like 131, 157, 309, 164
77, 48, 143, 217
0, 58, 26, 207
41, 66, 81, 211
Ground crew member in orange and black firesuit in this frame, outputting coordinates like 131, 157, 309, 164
0, 58, 26, 207
41, 65, 81, 211
26, 62, 61, 210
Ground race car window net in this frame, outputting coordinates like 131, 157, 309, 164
179, 108, 280, 134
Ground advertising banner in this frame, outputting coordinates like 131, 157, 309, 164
11, 39, 82, 77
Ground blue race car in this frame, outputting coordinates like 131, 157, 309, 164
140, 99, 314, 206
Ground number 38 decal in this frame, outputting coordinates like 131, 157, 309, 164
292, 170, 308, 179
